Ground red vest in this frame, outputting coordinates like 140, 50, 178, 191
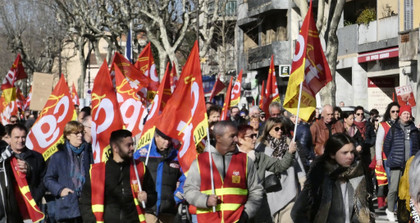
193, 152, 248, 223
381, 121, 392, 160
10, 157, 44, 222
90, 160, 146, 223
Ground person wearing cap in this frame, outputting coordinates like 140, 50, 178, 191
136, 128, 182, 222
383, 105, 420, 222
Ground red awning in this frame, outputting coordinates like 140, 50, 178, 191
358, 47, 399, 63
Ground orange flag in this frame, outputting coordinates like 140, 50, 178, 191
283, 0, 332, 121
111, 52, 149, 100
230, 70, 243, 107
155, 41, 208, 173
135, 62, 173, 156
91, 60, 124, 163
221, 77, 234, 120
134, 43, 160, 101
114, 65, 148, 137
71, 83, 80, 106
26, 75, 77, 160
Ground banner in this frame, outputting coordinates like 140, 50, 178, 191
230, 70, 243, 107
91, 60, 124, 163
395, 85, 416, 107
135, 62, 173, 157
26, 75, 76, 160
30, 72, 54, 111
221, 77, 234, 120
283, 0, 331, 122
134, 43, 160, 101
155, 41, 208, 173
115, 65, 148, 137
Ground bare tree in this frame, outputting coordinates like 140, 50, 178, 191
293, 0, 346, 106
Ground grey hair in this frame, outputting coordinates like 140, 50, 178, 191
269, 102, 281, 115
409, 153, 420, 201
249, 106, 260, 114
212, 121, 237, 138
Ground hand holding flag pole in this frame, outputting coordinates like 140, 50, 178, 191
132, 157, 146, 208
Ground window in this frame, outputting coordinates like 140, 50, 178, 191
404, 0, 413, 30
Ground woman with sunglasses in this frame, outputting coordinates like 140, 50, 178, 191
291, 133, 373, 223
373, 102, 400, 211
342, 112, 363, 153
44, 121, 93, 223
255, 117, 305, 223
237, 124, 296, 222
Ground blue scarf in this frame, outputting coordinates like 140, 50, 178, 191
65, 141, 87, 196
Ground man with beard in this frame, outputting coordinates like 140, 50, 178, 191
184, 121, 263, 223
80, 129, 156, 222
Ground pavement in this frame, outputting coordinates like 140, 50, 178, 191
373, 199, 396, 223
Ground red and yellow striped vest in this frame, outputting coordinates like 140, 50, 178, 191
10, 157, 44, 222
193, 152, 248, 223
90, 160, 146, 223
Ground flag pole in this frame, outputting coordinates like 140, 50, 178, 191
132, 158, 146, 208
206, 126, 216, 213
292, 83, 303, 142
144, 132, 155, 166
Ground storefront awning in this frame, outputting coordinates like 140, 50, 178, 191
358, 47, 399, 63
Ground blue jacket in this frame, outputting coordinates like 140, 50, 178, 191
383, 121, 420, 169
43, 143, 92, 220
136, 139, 182, 216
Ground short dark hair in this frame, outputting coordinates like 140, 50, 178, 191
353, 106, 364, 114
369, 109, 379, 117
80, 107, 91, 116
8, 124, 27, 136
110, 129, 132, 147
207, 105, 222, 117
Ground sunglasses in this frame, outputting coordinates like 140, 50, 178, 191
355, 113, 363, 116
391, 110, 400, 114
274, 127, 282, 132
245, 134, 257, 139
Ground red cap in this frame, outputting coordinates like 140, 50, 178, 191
399, 105, 412, 117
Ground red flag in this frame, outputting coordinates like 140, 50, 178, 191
71, 83, 80, 106
208, 74, 226, 102
134, 43, 160, 101
26, 75, 76, 160
135, 62, 173, 153
265, 55, 280, 114
115, 65, 148, 137
221, 77, 234, 120
111, 52, 149, 100
230, 70, 243, 107
2, 54, 27, 104
23, 86, 32, 111
91, 60, 124, 163
0, 96, 18, 125
170, 62, 178, 93
283, 0, 332, 121
155, 41, 208, 173
259, 81, 266, 110
16, 88, 26, 111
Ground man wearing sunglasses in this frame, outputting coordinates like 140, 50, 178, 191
310, 104, 345, 156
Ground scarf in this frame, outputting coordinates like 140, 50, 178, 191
353, 120, 366, 139
65, 141, 87, 196
267, 135, 289, 158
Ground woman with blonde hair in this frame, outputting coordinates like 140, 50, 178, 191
256, 117, 305, 223
44, 121, 93, 222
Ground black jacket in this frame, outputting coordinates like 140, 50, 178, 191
0, 147, 46, 223
80, 159, 157, 223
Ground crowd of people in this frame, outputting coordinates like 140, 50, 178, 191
1, 100, 420, 223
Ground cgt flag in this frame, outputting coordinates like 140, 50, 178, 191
221, 77, 234, 120
0, 94, 18, 125
71, 83, 80, 106
26, 75, 77, 160
134, 62, 173, 158
115, 65, 148, 137
91, 60, 124, 163
208, 74, 226, 102
2, 54, 27, 104
170, 62, 178, 93
263, 55, 280, 118
155, 41, 208, 173
283, 0, 332, 122
134, 43, 160, 101
230, 70, 243, 107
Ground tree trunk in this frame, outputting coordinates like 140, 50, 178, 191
319, 0, 345, 106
